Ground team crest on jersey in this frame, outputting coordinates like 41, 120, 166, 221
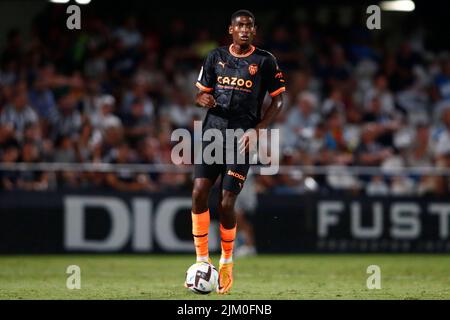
248, 64, 258, 76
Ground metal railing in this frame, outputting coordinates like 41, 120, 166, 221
1, 162, 450, 176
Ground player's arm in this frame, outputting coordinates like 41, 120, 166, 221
239, 93, 284, 154
255, 93, 284, 131
195, 51, 216, 108
240, 55, 286, 153
257, 54, 286, 130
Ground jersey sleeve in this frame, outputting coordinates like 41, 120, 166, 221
195, 51, 216, 93
264, 55, 286, 97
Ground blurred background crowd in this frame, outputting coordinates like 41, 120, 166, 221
1, 1, 450, 195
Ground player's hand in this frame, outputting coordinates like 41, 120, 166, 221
239, 131, 257, 154
239, 122, 268, 154
196, 92, 216, 108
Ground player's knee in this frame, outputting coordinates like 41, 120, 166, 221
221, 191, 237, 214
192, 186, 209, 209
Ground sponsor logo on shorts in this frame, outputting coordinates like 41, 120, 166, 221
227, 170, 246, 181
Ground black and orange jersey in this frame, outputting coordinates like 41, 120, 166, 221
195, 44, 286, 132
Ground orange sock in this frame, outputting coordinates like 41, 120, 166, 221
192, 210, 210, 262
220, 223, 236, 264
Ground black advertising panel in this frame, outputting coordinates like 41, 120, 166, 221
0, 191, 449, 253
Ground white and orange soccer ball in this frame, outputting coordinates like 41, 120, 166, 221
185, 262, 219, 294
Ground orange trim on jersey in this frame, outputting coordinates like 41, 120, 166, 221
196, 82, 213, 93
269, 87, 286, 97
228, 44, 256, 58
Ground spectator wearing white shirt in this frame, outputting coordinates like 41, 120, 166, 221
0, 84, 38, 143
49, 93, 82, 140
434, 108, 450, 161
160, 90, 205, 129
89, 94, 122, 131
364, 74, 395, 116
114, 17, 142, 49
285, 91, 320, 149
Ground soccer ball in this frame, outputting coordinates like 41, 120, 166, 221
185, 262, 219, 294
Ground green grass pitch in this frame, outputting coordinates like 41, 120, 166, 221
0, 254, 449, 299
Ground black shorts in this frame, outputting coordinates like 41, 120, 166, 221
193, 139, 251, 194
194, 162, 250, 194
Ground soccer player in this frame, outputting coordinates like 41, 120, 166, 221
189, 9, 286, 294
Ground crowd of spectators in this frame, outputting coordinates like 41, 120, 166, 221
1, 6, 450, 195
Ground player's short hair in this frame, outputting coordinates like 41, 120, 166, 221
231, 10, 255, 24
